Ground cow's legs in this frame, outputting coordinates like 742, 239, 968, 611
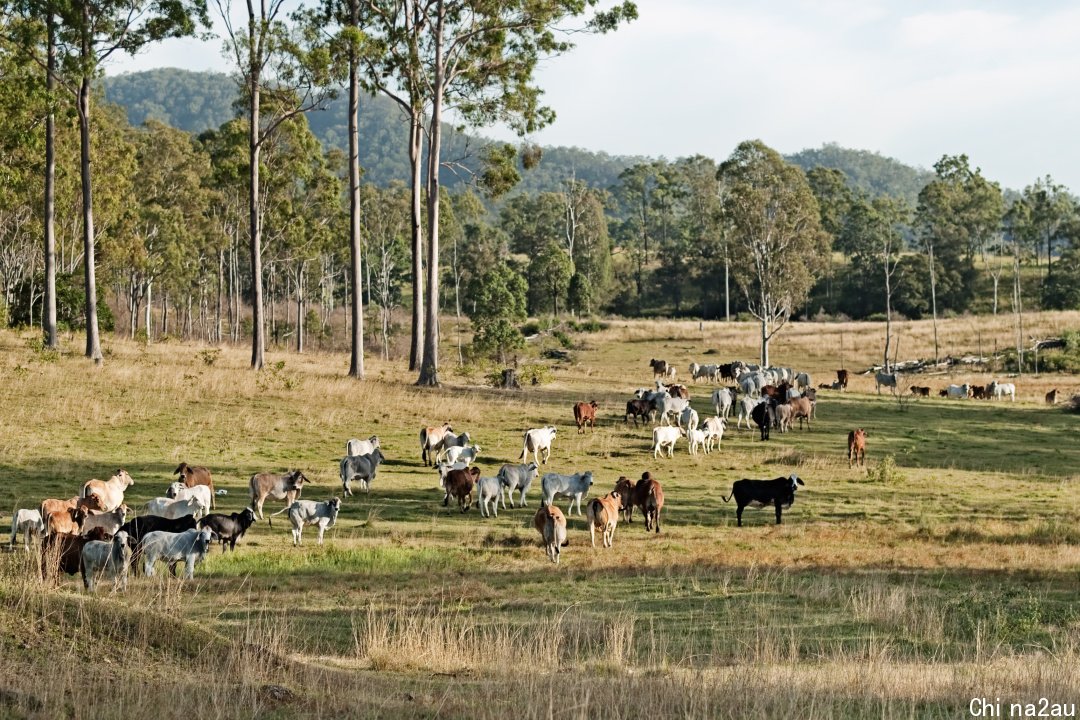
736, 505, 744, 527
774, 501, 783, 525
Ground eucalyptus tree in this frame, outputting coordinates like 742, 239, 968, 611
215, 0, 333, 369
718, 140, 829, 366
1014, 176, 1076, 278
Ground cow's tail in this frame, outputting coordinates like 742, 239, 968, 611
419, 428, 429, 464
721, 486, 735, 503
267, 503, 293, 528
518, 434, 528, 461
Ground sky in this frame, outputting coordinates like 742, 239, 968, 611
106, 0, 1080, 192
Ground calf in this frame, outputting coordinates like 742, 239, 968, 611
141, 527, 215, 579
533, 505, 567, 564
81, 531, 131, 592
80, 505, 129, 538
586, 491, 621, 548
520, 426, 558, 465
249, 470, 308, 520
540, 471, 594, 516
497, 462, 539, 508
199, 508, 257, 552
144, 495, 204, 520
649, 358, 669, 379
419, 422, 455, 466
41, 531, 92, 582
165, 482, 213, 514
279, 497, 341, 546
573, 401, 599, 433
625, 398, 651, 428
174, 463, 216, 508
848, 428, 866, 468
9, 509, 45, 551
789, 397, 813, 430
722, 474, 805, 526
339, 448, 386, 496
751, 399, 776, 441
40, 496, 100, 533
702, 416, 726, 452
345, 435, 380, 457
476, 476, 503, 518
909, 385, 930, 397
687, 427, 707, 455
652, 426, 683, 458
47, 506, 87, 536
613, 472, 664, 533
445, 444, 481, 466
444, 467, 481, 513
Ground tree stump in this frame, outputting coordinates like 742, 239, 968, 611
498, 368, 521, 390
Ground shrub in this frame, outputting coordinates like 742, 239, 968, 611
518, 363, 553, 386
869, 454, 905, 484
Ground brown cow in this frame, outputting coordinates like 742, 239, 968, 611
789, 396, 814, 430
533, 505, 567, 563
40, 496, 101, 527
836, 369, 849, 390
847, 429, 866, 468
573, 401, 599, 434
649, 359, 669, 378
249, 470, 307, 521
46, 506, 87, 536
443, 466, 480, 513
174, 462, 216, 508
39, 528, 110, 583
909, 385, 930, 397
657, 382, 688, 399
971, 385, 988, 400
419, 422, 455, 466
586, 491, 621, 548
614, 472, 665, 533
1046, 388, 1060, 405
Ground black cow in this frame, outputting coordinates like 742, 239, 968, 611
750, 398, 776, 441
118, 514, 200, 545
722, 474, 805, 526
199, 508, 257, 552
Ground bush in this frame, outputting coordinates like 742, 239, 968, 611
552, 330, 574, 349
518, 363, 553, 386
869, 454, 905, 484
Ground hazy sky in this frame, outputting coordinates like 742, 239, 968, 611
107, 0, 1080, 192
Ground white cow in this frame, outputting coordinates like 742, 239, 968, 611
875, 371, 898, 394
988, 381, 1016, 401
658, 396, 690, 426
520, 426, 558, 465
476, 476, 503, 518
278, 497, 340, 546
687, 427, 707, 455
144, 495, 205, 520
9, 509, 45, 551
679, 405, 699, 432
736, 397, 761, 430
702, 416, 726, 452
445, 444, 482, 466
652, 426, 683, 458
165, 482, 213, 515
81, 531, 130, 592
346, 435, 380, 457
540, 471, 594, 516
141, 527, 214, 579
944, 383, 971, 399
712, 387, 736, 418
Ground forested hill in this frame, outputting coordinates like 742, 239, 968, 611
103, 69, 932, 200
786, 143, 934, 205
101, 68, 643, 193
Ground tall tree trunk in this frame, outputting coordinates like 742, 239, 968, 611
145, 280, 152, 340
247, 0, 265, 370
928, 243, 939, 362
77, 70, 102, 364
43, 13, 58, 349
724, 255, 730, 322
760, 317, 769, 367
162, 292, 169, 336
347, 33, 364, 379
408, 114, 424, 371
883, 257, 892, 373
216, 248, 223, 343
296, 263, 304, 354
418, 10, 444, 388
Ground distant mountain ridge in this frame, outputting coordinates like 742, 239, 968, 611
102, 69, 933, 200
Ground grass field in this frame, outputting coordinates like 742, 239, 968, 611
1, 313, 1079, 719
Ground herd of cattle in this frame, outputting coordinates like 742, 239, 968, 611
6, 356, 1038, 584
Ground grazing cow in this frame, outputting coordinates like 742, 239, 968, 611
789, 397, 814, 430
276, 497, 340, 546
586, 491, 621, 548
910, 385, 930, 397
540, 471, 594, 516
476, 476, 503, 518
144, 496, 204, 520
497, 462, 539, 508
836, 369, 849, 390
199, 508, 257, 552
988, 381, 1016, 402
1046, 388, 1060, 405
249, 470, 308, 520
652, 426, 683, 458
533, 505, 568, 564
848, 429, 866, 468
141, 527, 214, 579
943, 384, 971, 399
649, 358, 669, 379
173, 463, 216, 508
702, 416, 726, 452
614, 472, 665, 532
687, 427, 707, 455
443, 466, 481, 513
445, 444, 481, 467
339, 448, 386, 496
47, 506, 87, 536
520, 426, 558, 465
81, 531, 130, 592
165, 482, 213, 515
875, 371, 898, 395
625, 398, 651, 428
419, 422, 454, 466
9, 509, 45, 551
712, 387, 737, 418
81, 469, 134, 513
722, 474, 805, 526
573, 401, 599, 433
345, 436, 380, 457
750, 399, 776, 441
79, 505, 129, 538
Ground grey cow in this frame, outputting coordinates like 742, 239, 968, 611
540, 470, 594, 516
497, 462, 539, 508
475, 476, 503, 518
339, 448, 386, 496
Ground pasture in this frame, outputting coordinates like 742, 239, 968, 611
1, 313, 1079, 719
